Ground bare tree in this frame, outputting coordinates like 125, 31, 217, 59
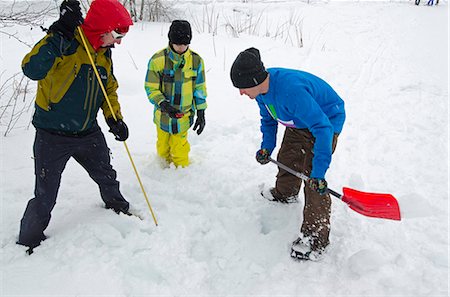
140, 0, 177, 22
0, 1, 55, 136
0, 1, 56, 47
121, 0, 138, 22
0, 72, 34, 136
0, 1, 55, 27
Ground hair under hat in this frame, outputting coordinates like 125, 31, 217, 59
230, 47, 268, 89
168, 20, 192, 45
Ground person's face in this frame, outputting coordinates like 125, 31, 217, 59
172, 44, 189, 54
100, 30, 126, 47
239, 86, 261, 99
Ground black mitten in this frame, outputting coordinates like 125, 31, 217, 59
193, 110, 205, 135
48, 0, 84, 40
106, 118, 129, 141
159, 101, 184, 119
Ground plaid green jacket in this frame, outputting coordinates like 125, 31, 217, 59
145, 46, 207, 134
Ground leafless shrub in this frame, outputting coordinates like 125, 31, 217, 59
0, 72, 35, 136
223, 8, 265, 38
140, 0, 177, 22
223, 7, 304, 48
189, 3, 219, 36
121, 0, 138, 21
275, 12, 304, 48
0, 1, 56, 28
189, 4, 220, 56
0, 1, 57, 47
0, 2, 55, 136
69, 0, 177, 22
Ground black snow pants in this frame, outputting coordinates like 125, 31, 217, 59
17, 128, 129, 248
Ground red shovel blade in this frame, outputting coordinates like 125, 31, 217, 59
341, 187, 401, 221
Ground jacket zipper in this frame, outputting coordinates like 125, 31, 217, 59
81, 53, 99, 130
81, 67, 94, 130
83, 67, 92, 110
52, 64, 77, 103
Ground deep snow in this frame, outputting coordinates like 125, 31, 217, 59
0, 1, 448, 296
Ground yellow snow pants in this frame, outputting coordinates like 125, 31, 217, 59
156, 127, 190, 167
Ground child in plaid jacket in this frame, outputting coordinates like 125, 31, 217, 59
145, 20, 207, 167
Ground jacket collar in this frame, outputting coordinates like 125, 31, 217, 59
166, 45, 191, 66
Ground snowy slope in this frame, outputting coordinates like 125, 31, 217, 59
1, 1, 448, 296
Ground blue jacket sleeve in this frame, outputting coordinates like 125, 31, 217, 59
288, 89, 334, 179
257, 98, 278, 154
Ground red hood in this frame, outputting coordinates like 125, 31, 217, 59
81, 0, 133, 51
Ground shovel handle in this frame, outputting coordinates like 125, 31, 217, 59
268, 159, 401, 221
268, 157, 342, 199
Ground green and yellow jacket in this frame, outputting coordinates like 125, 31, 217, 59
22, 28, 122, 135
144, 46, 207, 134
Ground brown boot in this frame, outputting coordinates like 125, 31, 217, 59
260, 187, 298, 204
290, 236, 326, 261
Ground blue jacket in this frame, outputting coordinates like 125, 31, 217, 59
256, 68, 345, 178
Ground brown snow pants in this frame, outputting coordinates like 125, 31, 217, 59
274, 128, 338, 251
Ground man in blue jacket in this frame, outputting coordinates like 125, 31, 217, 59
230, 48, 345, 261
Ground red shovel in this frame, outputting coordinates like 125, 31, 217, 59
269, 158, 401, 221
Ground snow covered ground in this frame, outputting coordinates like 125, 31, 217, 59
1, 1, 448, 296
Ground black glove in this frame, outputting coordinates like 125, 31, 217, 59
48, 0, 84, 40
159, 101, 184, 119
106, 117, 128, 141
193, 110, 205, 135
255, 149, 270, 165
307, 178, 328, 195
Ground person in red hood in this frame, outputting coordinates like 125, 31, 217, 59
17, 0, 134, 254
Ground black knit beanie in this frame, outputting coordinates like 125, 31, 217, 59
168, 20, 192, 45
230, 47, 268, 88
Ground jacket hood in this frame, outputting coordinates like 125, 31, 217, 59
81, 0, 133, 51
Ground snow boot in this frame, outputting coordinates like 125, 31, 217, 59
290, 237, 325, 261
105, 205, 144, 220
261, 187, 298, 204
105, 204, 130, 215
17, 234, 47, 255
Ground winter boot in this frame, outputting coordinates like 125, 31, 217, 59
290, 237, 325, 261
17, 234, 47, 255
106, 204, 144, 220
260, 187, 298, 204
105, 204, 130, 215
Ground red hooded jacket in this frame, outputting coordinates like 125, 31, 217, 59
81, 0, 133, 51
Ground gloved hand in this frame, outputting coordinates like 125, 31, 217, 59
255, 148, 270, 165
307, 178, 328, 195
106, 117, 128, 141
48, 0, 84, 40
159, 101, 184, 119
193, 110, 205, 135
